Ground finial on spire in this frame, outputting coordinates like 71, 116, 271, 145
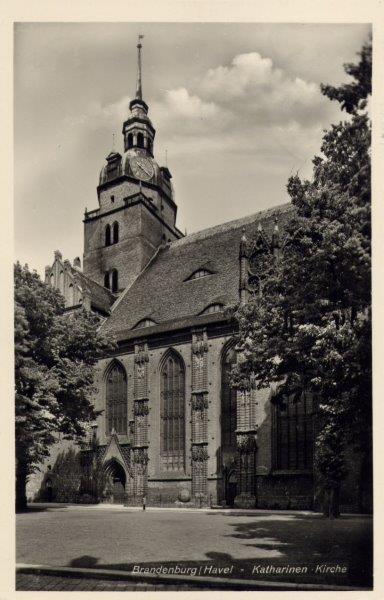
112, 132, 115, 151
136, 34, 144, 100
241, 226, 247, 243
165, 148, 168, 167
257, 222, 263, 232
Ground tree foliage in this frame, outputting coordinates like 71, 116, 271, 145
231, 40, 371, 517
15, 263, 115, 509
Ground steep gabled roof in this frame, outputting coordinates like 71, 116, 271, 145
74, 271, 116, 315
101, 202, 294, 340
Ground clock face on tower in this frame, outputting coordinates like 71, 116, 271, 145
130, 156, 155, 181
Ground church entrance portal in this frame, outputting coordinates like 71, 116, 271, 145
103, 460, 127, 504
226, 470, 237, 507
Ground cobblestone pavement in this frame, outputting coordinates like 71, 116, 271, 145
16, 573, 189, 591
16, 506, 372, 589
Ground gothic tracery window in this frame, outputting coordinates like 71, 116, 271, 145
221, 345, 237, 451
106, 361, 127, 435
273, 393, 314, 471
160, 350, 185, 471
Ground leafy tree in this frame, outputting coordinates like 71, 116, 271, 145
15, 263, 114, 510
231, 40, 371, 517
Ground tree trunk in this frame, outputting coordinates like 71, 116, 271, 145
324, 485, 340, 519
16, 459, 28, 512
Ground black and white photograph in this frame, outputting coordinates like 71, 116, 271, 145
3, 8, 380, 595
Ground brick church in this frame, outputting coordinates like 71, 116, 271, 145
42, 41, 367, 511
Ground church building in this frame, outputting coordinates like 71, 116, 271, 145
43, 41, 366, 511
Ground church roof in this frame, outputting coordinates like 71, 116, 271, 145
101, 202, 294, 341
74, 270, 116, 314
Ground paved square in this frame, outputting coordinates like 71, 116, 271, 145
16, 506, 372, 589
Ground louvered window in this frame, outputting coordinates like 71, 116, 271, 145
106, 362, 127, 435
221, 346, 237, 450
160, 351, 185, 471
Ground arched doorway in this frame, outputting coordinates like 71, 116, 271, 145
103, 460, 127, 504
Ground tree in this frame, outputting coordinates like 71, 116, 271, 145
231, 40, 371, 517
14, 263, 114, 510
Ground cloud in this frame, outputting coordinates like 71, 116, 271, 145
57, 50, 341, 174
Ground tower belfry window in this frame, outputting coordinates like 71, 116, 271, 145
105, 224, 111, 246
111, 269, 118, 293
113, 222, 119, 244
137, 132, 144, 148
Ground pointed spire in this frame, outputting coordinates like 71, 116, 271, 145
136, 34, 144, 100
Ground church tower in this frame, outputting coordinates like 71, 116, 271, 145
82, 37, 183, 294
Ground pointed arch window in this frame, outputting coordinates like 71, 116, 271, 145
105, 224, 111, 247
111, 269, 118, 293
106, 362, 127, 435
127, 133, 133, 149
59, 270, 64, 292
112, 221, 119, 244
104, 272, 110, 289
273, 393, 314, 471
221, 344, 237, 451
160, 350, 185, 471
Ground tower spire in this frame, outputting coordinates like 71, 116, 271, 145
136, 34, 144, 100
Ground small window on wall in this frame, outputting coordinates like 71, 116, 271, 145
104, 272, 110, 289
105, 224, 111, 246
113, 222, 119, 244
111, 269, 118, 293
111, 195, 115, 204
127, 133, 133, 148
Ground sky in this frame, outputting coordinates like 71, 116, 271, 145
14, 22, 371, 275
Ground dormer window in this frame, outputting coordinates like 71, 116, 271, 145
200, 303, 224, 315
132, 318, 157, 329
186, 269, 212, 281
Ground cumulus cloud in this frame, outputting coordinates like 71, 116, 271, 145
67, 50, 341, 169
149, 51, 340, 146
